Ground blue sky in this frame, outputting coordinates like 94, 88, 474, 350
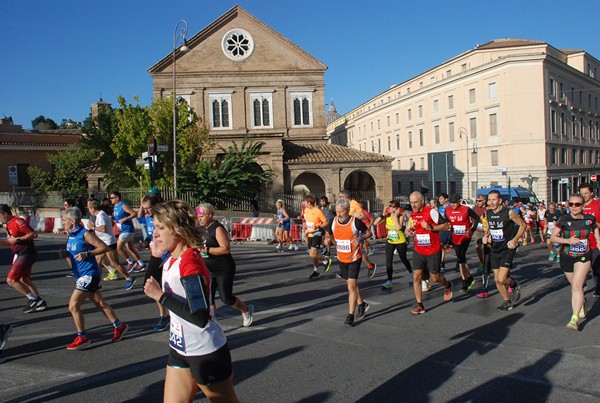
2, 0, 599, 129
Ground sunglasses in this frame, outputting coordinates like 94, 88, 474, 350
568, 202, 583, 207
476, 199, 485, 202
109, 196, 116, 199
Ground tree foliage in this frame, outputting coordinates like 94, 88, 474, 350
31, 115, 58, 131
179, 138, 274, 208
27, 143, 95, 198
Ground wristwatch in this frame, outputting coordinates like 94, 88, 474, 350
15, 237, 20, 244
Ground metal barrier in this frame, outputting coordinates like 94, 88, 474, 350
230, 217, 277, 242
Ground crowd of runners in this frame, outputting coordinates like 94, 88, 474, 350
1, 182, 599, 400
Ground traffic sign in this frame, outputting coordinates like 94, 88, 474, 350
136, 159, 146, 165
592, 175, 597, 182
559, 177, 569, 184
8, 165, 18, 185
157, 145, 169, 152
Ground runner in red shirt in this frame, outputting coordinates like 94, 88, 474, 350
405, 192, 453, 314
0, 204, 47, 313
578, 183, 600, 297
445, 194, 480, 292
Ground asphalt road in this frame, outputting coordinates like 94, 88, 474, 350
0, 234, 599, 402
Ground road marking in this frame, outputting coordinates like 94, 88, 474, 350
0, 364, 86, 394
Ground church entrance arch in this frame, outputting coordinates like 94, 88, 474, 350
343, 170, 375, 193
292, 172, 326, 196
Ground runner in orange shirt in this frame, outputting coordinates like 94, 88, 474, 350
303, 195, 332, 280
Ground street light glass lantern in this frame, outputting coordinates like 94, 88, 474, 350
172, 19, 188, 196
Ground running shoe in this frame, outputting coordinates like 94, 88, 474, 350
594, 286, 600, 298
422, 280, 431, 292
23, 299, 37, 314
124, 277, 137, 290
67, 335, 91, 350
112, 323, 128, 342
443, 281, 453, 302
344, 314, 354, 327
309, 271, 320, 280
460, 280, 468, 293
566, 315, 579, 331
512, 283, 522, 303
393, 249, 398, 255
34, 299, 48, 312
530, 237, 535, 244
579, 298, 587, 319
555, 254, 560, 263
133, 264, 146, 273
465, 276, 475, 291
0, 324, 13, 350
288, 243, 294, 250
154, 316, 170, 332
476, 290, 489, 298
382, 280, 393, 289
276, 244, 282, 250
367, 247, 375, 256
323, 258, 332, 272
522, 238, 527, 246
104, 269, 119, 281
497, 301, 513, 311
548, 251, 556, 261
294, 244, 299, 251
356, 302, 370, 320
126, 262, 136, 273
410, 303, 426, 315
367, 264, 377, 278
242, 304, 255, 327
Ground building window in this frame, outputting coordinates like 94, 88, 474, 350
434, 125, 440, 144
418, 105, 423, 118
572, 115, 577, 140
371, 140, 374, 152
580, 118, 585, 138
221, 28, 255, 61
491, 150, 498, 166
16, 163, 31, 187
419, 129, 424, 147
396, 133, 400, 150
447, 69, 452, 77
489, 82, 497, 99
470, 117, 477, 138
433, 99, 439, 114
489, 113, 498, 136
573, 149, 577, 164
550, 110, 557, 134
408, 109, 412, 121
549, 78, 555, 98
378, 138, 381, 153
209, 93, 232, 129
469, 88, 476, 104
387, 136, 391, 151
448, 95, 454, 110
420, 157, 425, 170
377, 119, 381, 130
250, 93, 273, 128
408, 131, 413, 148
561, 112, 566, 135
449, 122, 455, 142
291, 92, 312, 127
561, 148, 567, 165
395, 113, 399, 124
387, 116, 390, 127
461, 63, 467, 72
560, 83, 565, 100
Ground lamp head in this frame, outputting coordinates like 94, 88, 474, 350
180, 39, 189, 53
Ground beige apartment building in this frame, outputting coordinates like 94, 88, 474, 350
328, 39, 600, 202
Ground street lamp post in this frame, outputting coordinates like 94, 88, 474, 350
172, 19, 189, 196
458, 127, 470, 199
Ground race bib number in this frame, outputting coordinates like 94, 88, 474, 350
75, 275, 93, 291
116, 223, 122, 230
388, 230, 399, 240
416, 233, 431, 246
570, 238, 588, 254
169, 321, 186, 352
336, 239, 351, 252
547, 222, 555, 234
306, 222, 315, 231
453, 225, 467, 235
490, 229, 505, 242
476, 222, 483, 231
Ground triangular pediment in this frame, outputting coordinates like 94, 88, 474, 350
149, 5, 327, 76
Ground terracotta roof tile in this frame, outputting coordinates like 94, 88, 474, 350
284, 141, 392, 164
477, 38, 545, 50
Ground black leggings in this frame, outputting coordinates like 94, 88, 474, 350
385, 242, 412, 281
210, 266, 237, 306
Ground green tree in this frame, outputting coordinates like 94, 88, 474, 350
180, 138, 274, 208
31, 115, 58, 131
80, 106, 119, 175
27, 143, 96, 198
